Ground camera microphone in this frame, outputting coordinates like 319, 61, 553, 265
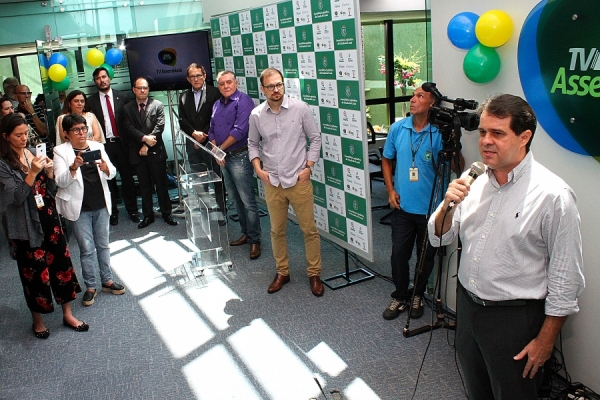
447, 161, 486, 210
421, 81, 444, 100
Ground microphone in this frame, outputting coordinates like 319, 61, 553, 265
447, 161, 485, 210
421, 81, 444, 100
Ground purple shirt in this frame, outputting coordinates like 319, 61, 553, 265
208, 89, 255, 152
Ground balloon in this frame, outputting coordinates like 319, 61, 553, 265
86, 48, 105, 67
38, 54, 50, 69
52, 76, 70, 91
48, 64, 67, 82
100, 63, 114, 79
476, 10, 514, 48
49, 52, 67, 67
447, 12, 480, 50
463, 44, 501, 84
105, 48, 123, 66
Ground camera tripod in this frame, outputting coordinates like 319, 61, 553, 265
402, 132, 463, 338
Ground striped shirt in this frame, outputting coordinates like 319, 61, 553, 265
428, 152, 584, 316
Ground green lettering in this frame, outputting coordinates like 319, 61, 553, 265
589, 76, 600, 97
567, 74, 579, 95
577, 75, 590, 96
551, 67, 566, 93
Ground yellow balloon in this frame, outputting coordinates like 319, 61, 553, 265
48, 64, 67, 82
476, 9, 514, 48
86, 48, 105, 67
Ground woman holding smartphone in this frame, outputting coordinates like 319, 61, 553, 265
55, 90, 103, 145
0, 114, 87, 338
53, 114, 125, 307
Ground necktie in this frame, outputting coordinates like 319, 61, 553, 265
105, 94, 119, 137
139, 103, 146, 119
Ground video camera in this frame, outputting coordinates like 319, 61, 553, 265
422, 82, 479, 152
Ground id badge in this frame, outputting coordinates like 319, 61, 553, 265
409, 167, 419, 182
34, 194, 44, 209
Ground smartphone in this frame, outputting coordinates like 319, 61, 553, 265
81, 149, 101, 163
36, 143, 46, 157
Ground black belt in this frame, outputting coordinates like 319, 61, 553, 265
464, 287, 527, 307
106, 137, 119, 143
226, 145, 248, 157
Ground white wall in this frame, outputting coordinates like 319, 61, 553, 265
204, 0, 600, 389
431, 0, 600, 391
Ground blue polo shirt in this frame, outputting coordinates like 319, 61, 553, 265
382, 116, 443, 215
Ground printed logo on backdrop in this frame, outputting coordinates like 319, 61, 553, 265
282, 54, 299, 78
519, 0, 600, 158
296, 26, 315, 52
345, 193, 366, 224
328, 212, 347, 241
278, 1, 295, 27
342, 137, 363, 167
242, 34, 255, 55
337, 80, 360, 110
300, 78, 319, 105
221, 37, 233, 57
311, 0, 332, 22
333, 20, 356, 50
316, 52, 336, 79
267, 30, 281, 53
229, 14, 241, 35
319, 107, 340, 135
211, 19, 221, 38
250, 8, 265, 31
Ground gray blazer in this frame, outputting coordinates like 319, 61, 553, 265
0, 158, 56, 248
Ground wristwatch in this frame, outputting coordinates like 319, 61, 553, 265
305, 163, 314, 174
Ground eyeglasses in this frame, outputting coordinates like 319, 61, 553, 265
17, 91, 33, 95
263, 82, 284, 91
69, 126, 89, 134
134, 86, 149, 91
188, 74, 205, 80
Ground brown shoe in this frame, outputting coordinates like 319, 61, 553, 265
267, 274, 290, 294
249, 243, 261, 260
230, 235, 248, 246
309, 276, 324, 297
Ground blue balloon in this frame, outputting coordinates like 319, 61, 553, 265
447, 12, 480, 50
49, 52, 68, 67
105, 48, 123, 66
38, 54, 49, 69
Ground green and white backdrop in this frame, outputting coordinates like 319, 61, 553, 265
211, 0, 374, 262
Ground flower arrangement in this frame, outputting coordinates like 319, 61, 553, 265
378, 47, 423, 94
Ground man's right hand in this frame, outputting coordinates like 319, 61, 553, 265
387, 189, 400, 209
143, 135, 157, 147
442, 177, 471, 210
256, 169, 270, 184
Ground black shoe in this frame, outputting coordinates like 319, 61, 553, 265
138, 216, 155, 229
409, 295, 424, 319
382, 299, 408, 320
102, 281, 126, 295
82, 290, 97, 307
63, 318, 89, 332
32, 325, 50, 339
110, 214, 119, 226
163, 215, 178, 226
129, 213, 140, 223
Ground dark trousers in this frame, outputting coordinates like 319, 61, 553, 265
390, 208, 436, 299
135, 158, 172, 218
456, 283, 546, 400
104, 139, 138, 215
187, 144, 225, 212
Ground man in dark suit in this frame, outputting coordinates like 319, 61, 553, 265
178, 63, 225, 223
87, 66, 139, 225
122, 77, 177, 229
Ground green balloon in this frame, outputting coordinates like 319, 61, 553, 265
52, 76, 70, 91
100, 63, 114, 79
463, 44, 501, 84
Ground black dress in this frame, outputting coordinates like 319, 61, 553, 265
12, 170, 81, 313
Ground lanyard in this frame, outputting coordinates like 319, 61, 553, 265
410, 130, 427, 168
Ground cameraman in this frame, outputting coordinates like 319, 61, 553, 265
380, 83, 443, 321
